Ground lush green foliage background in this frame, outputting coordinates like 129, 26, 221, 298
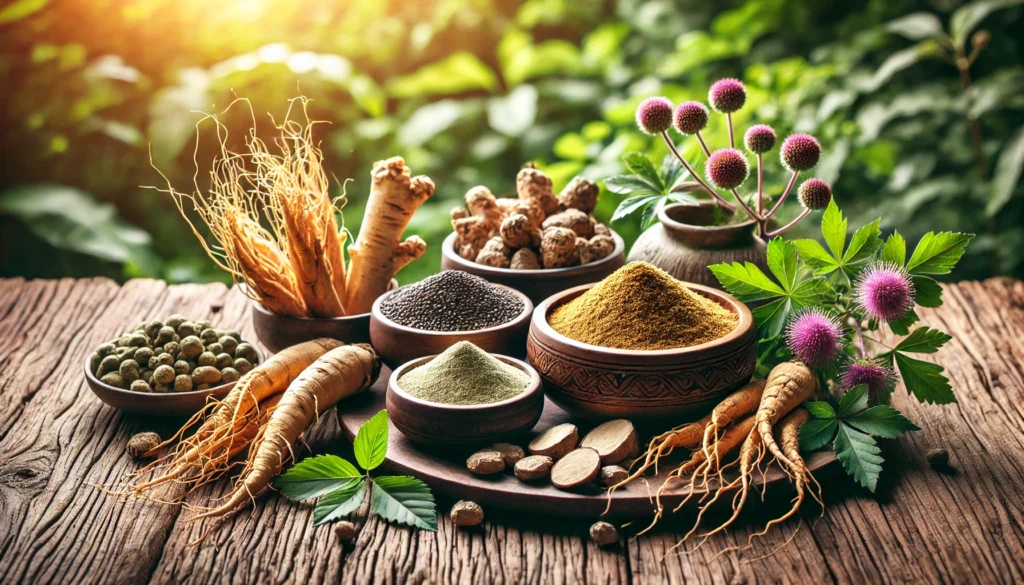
1, 0, 1022, 284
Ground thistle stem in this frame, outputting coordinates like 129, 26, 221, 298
695, 132, 712, 157
727, 113, 735, 149
852, 319, 869, 359
660, 131, 736, 213
756, 153, 765, 237
765, 207, 810, 237
764, 170, 800, 220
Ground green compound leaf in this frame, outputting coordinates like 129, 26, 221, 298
799, 418, 838, 452
793, 238, 840, 275
894, 353, 956, 404
845, 406, 920, 438
912, 276, 944, 308
276, 454, 362, 500
313, 479, 367, 525
804, 400, 836, 419
906, 232, 975, 275
709, 262, 786, 301
624, 153, 664, 192
354, 410, 390, 471
843, 219, 883, 269
834, 423, 885, 492
895, 327, 951, 354
881, 230, 907, 266
837, 385, 870, 418
767, 238, 799, 292
371, 476, 438, 531
820, 199, 847, 261
610, 194, 661, 223
887, 308, 920, 336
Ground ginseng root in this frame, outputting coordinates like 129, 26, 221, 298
187, 343, 380, 528
701, 379, 765, 483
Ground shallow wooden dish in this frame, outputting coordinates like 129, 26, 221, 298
340, 383, 838, 519
527, 282, 756, 421
440, 231, 626, 304
252, 279, 397, 353
369, 283, 533, 369
386, 354, 543, 449
84, 347, 263, 417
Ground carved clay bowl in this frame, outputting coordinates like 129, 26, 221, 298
439, 231, 626, 304
252, 279, 398, 354
527, 282, 756, 422
386, 353, 544, 450
370, 283, 533, 370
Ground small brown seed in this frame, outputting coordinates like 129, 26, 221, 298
927, 448, 950, 469
589, 521, 619, 546
514, 455, 554, 481
490, 443, 525, 466
600, 465, 628, 487
334, 521, 357, 541
450, 500, 484, 527
127, 432, 161, 459
466, 450, 505, 475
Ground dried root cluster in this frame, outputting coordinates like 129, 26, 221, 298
451, 166, 615, 270
154, 98, 432, 318
607, 361, 823, 558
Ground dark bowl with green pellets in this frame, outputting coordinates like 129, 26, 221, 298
386, 343, 543, 450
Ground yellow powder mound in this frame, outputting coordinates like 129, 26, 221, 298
548, 262, 738, 350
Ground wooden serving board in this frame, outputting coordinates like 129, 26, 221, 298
338, 368, 838, 520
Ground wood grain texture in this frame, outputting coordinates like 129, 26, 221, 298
0, 277, 1022, 585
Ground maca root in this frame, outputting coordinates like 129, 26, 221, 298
605, 362, 820, 559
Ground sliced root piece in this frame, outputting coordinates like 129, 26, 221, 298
528, 423, 578, 460
580, 419, 638, 465
551, 448, 601, 490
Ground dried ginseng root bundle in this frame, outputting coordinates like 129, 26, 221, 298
152, 97, 432, 318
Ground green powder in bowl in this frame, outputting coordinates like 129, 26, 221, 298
398, 341, 530, 405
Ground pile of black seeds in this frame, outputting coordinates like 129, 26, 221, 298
380, 271, 525, 332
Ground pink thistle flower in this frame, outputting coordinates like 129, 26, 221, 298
708, 78, 746, 113
635, 97, 674, 135
798, 178, 832, 210
786, 308, 844, 367
705, 148, 749, 190
744, 124, 776, 153
673, 101, 709, 135
856, 262, 916, 322
781, 133, 821, 172
839, 359, 896, 397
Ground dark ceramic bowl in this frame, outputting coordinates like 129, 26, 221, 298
439, 230, 626, 304
526, 282, 756, 421
386, 353, 543, 450
252, 279, 397, 353
84, 346, 264, 417
369, 283, 533, 370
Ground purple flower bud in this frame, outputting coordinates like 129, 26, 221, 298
786, 308, 843, 367
744, 124, 776, 154
781, 133, 821, 172
635, 97, 674, 135
839, 359, 896, 397
708, 78, 746, 114
855, 262, 916, 322
705, 148, 749, 190
673, 101, 709, 135
798, 178, 832, 210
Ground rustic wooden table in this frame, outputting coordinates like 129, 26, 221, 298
1, 277, 1022, 585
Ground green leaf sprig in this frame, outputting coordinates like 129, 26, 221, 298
606, 153, 702, 228
710, 200, 972, 489
276, 410, 438, 531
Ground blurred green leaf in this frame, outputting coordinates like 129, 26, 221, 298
988, 126, 1024, 216
390, 52, 498, 97
884, 13, 945, 41
950, 0, 1023, 48
0, 184, 152, 264
0, 0, 48, 25
487, 85, 538, 137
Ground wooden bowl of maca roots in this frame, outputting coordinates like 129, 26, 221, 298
526, 282, 757, 422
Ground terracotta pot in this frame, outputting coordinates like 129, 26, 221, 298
627, 201, 767, 289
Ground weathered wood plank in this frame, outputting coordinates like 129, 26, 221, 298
0, 278, 1022, 585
